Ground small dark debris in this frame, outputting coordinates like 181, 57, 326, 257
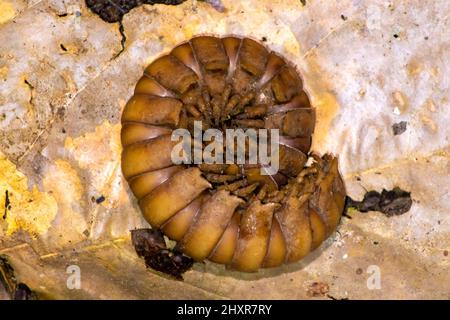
23, 79, 34, 89
341, 14, 347, 21
424, 36, 429, 40
356, 176, 361, 181
327, 294, 349, 300
95, 195, 106, 204
444, 250, 448, 257
131, 229, 193, 280
373, 241, 379, 245
61, 128, 66, 134
345, 187, 413, 217
392, 121, 407, 135
85, 0, 186, 23
3, 190, 10, 220
261, 36, 267, 42
356, 268, 363, 275
0, 255, 37, 300
300, 0, 306, 6
60, 43, 68, 51
393, 34, 399, 38
57, 13, 68, 17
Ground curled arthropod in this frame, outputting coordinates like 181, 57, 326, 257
121, 35, 346, 273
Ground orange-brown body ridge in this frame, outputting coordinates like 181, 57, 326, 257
121, 36, 346, 272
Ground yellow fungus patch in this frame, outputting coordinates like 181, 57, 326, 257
0, 1, 15, 25
0, 153, 57, 237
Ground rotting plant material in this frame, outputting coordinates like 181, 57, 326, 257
131, 229, 194, 280
345, 187, 413, 216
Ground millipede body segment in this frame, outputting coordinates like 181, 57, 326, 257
121, 36, 346, 272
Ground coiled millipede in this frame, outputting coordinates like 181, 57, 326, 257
121, 36, 346, 272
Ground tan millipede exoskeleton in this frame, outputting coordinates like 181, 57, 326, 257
121, 36, 346, 272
